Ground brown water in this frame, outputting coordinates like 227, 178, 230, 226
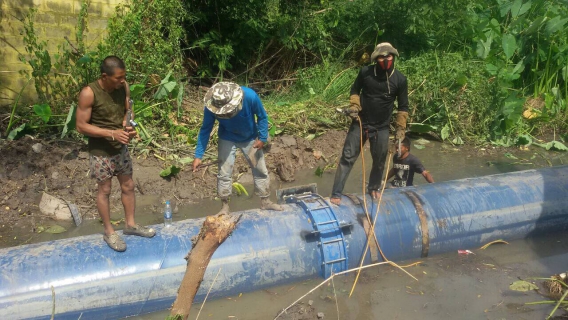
132, 232, 568, 320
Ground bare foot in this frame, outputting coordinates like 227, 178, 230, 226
330, 197, 341, 205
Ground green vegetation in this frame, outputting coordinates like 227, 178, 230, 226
3, 0, 567, 153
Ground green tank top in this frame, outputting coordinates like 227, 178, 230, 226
87, 80, 127, 156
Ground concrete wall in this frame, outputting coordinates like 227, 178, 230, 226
0, 0, 124, 107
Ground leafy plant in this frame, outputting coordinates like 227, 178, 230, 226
61, 103, 77, 139
472, 0, 568, 138
534, 140, 568, 152
398, 51, 499, 143
100, 0, 189, 84
232, 182, 249, 197
160, 165, 181, 178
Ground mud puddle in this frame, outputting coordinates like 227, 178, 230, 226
130, 231, 568, 320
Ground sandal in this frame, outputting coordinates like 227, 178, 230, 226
104, 233, 126, 252
123, 224, 156, 238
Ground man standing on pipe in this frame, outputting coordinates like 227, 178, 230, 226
330, 42, 409, 205
76, 56, 155, 252
192, 82, 283, 214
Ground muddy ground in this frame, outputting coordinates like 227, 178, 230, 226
0, 127, 560, 249
0, 129, 346, 243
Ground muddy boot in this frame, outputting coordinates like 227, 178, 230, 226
218, 197, 230, 215
260, 197, 283, 211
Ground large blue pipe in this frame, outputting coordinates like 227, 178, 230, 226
2, 166, 568, 319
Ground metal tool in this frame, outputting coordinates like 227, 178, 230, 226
276, 183, 318, 204
126, 99, 138, 129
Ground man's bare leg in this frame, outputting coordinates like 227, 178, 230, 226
119, 174, 155, 238
97, 178, 115, 236
117, 174, 136, 227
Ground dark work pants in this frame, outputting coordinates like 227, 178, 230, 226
331, 122, 390, 198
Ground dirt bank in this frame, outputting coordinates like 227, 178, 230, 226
1, 125, 562, 248
0, 130, 346, 246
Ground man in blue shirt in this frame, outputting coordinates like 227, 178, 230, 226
192, 82, 283, 214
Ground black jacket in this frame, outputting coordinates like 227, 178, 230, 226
350, 64, 409, 130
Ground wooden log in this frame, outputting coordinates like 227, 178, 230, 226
170, 212, 241, 319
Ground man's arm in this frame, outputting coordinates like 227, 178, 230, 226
251, 91, 268, 144
349, 68, 364, 96
124, 81, 131, 113
192, 109, 216, 171
422, 170, 434, 183
76, 87, 131, 145
346, 69, 365, 120
124, 81, 131, 123
394, 75, 410, 140
194, 109, 215, 159
396, 75, 410, 113
122, 82, 137, 138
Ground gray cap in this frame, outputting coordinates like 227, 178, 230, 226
370, 42, 399, 61
204, 82, 243, 119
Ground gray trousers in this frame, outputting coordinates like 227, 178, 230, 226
217, 139, 270, 198
331, 122, 390, 198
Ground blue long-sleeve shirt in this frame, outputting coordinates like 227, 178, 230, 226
194, 86, 269, 159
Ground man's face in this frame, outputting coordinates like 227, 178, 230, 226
102, 68, 126, 90
396, 143, 409, 155
377, 54, 394, 70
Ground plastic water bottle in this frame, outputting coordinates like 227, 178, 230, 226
164, 201, 173, 227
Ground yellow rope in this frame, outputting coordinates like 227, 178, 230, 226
349, 117, 418, 297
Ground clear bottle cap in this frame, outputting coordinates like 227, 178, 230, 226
165, 200, 170, 204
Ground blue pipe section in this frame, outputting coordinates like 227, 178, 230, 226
1, 166, 568, 319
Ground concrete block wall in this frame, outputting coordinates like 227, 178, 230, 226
0, 0, 124, 107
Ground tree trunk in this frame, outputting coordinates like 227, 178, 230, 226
170, 212, 241, 319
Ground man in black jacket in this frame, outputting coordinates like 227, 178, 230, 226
330, 42, 409, 205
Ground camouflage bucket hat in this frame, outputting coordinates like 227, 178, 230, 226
370, 42, 399, 61
204, 82, 243, 119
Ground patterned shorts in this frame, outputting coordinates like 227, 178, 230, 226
89, 146, 133, 182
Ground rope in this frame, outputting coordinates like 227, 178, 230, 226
348, 115, 418, 297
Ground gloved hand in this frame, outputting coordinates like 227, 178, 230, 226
388, 140, 397, 154
395, 111, 408, 141
347, 105, 360, 120
348, 94, 362, 120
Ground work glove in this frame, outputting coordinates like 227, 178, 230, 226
395, 111, 408, 141
348, 94, 362, 120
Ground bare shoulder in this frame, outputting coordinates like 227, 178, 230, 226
124, 81, 130, 95
78, 86, 94, 108
79, 85, 94, 97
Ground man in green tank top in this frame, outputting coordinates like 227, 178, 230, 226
76, 56, 155, 252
